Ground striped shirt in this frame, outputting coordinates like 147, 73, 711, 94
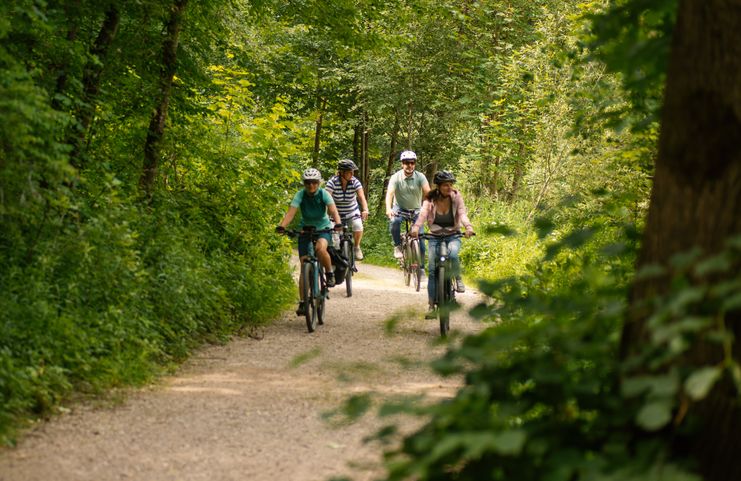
325, 175, 362, 221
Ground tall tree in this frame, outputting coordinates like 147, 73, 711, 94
622, 2, 741, 480
140, 0, 189, 197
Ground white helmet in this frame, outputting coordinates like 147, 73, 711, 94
302, 168, 322, 182
399, 150, 417, 162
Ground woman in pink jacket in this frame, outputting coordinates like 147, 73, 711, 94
410, 170, 474, 318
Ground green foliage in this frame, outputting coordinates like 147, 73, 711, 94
374, 227, 733, 480
0, 1, 301, 444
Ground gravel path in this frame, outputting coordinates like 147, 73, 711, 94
0, 262, 483, 481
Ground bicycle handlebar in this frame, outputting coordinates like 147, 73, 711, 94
418, 232, 475, 240
277, 227, 336, 238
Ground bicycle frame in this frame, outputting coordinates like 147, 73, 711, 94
420, 232, 468, 336
338, 221, 357, 297
397, 210, 423, 291
281, 226, 334, 332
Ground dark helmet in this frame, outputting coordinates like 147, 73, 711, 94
338, 159, 358, 171
433, 170, 456, 185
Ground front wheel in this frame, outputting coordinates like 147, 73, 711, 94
437, 266, 450, 337
342, 241, 353, 297
410, 239, 422, 292
401, 237, 411, 287
302, 262, 317, 333
316, 266, 325, 325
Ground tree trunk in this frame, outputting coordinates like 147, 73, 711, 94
353, 122, 361, 166
70, 5, 120, 168
361, 110, 370, 189
140, 0, 189, 198
312, 96, 327, 167
622, 2, 741, 480
509, 141, 526, 202
377, 111, 400, 213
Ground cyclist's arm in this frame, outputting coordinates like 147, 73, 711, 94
411, 200, 431, 236
385, 182, 396, 219
421, 181, 431, 199
357, 186, 369, 220
327, 203, 342, 226
278, 206, 298, 229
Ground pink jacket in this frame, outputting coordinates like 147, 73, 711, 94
413, 189, 473, 234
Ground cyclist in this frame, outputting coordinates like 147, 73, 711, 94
325, 159, 370, 260
385, 150, 430, 260
276, 168, 343, 316
410, 170, 474, 319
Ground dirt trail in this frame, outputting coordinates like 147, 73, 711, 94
0, 262, 483, 481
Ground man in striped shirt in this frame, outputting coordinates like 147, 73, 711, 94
325, 159, 370, 260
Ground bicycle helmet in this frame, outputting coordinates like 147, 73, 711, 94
302, 167, 322, 182
337, 159, 358, 171
433, 170, 456, 185
399, 150, 417, 162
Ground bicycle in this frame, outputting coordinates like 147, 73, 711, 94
279, 226, 334, 333
337, 222, 358, 297
420, 232, 474, 337
397, 209, 423, 292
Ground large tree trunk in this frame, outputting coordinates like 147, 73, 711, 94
377, 111, 400, 213
140, 0, 189, 198
622, 2, 741, 480
70, 5, 120, 168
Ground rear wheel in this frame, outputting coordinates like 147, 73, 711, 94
302, 262, 317, 333
411, 239, 422, 292
437, 266, 450, 337
342, 241, 353, 297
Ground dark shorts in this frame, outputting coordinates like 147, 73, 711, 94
298, 232, 332, 257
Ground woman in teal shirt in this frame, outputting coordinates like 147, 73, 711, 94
276, 168, 342, 316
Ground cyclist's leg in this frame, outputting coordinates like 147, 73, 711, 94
315, 236, 333, 273
447, 237, 462, 277
351, 217, 363, 247
297, 236, 311, 304
389, 211, 403, 247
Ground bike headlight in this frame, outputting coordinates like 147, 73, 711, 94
440, 256, 446, 262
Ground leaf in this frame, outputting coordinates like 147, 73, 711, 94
489, 429, 527, 455
685, 366, 721, 401
636, 400, 672, 431
634, 263, 666, 281
694, 252, 732, 276
723, 291, 741, 312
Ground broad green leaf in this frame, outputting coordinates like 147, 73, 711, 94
636, 400, 672, 431
685, 366, 721, 401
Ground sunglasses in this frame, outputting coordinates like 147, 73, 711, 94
402, 161, 416, 165
303, 180, 320, 185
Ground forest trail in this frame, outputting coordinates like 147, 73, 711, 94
0, 262, 484, 481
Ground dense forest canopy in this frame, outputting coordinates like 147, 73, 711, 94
2, 0, 740, 479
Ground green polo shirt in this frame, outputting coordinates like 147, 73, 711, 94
290, 188, 334, 229
389, 170, 429, 210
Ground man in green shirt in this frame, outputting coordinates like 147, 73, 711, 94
385, 150, 430, 259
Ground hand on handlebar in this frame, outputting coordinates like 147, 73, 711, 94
410, 228, 419, 238
334, 223, 343, 231
386, 208, 394, 220
464, 229, 475, 238
361, 210, 369, 221
275, 225, 286, 234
